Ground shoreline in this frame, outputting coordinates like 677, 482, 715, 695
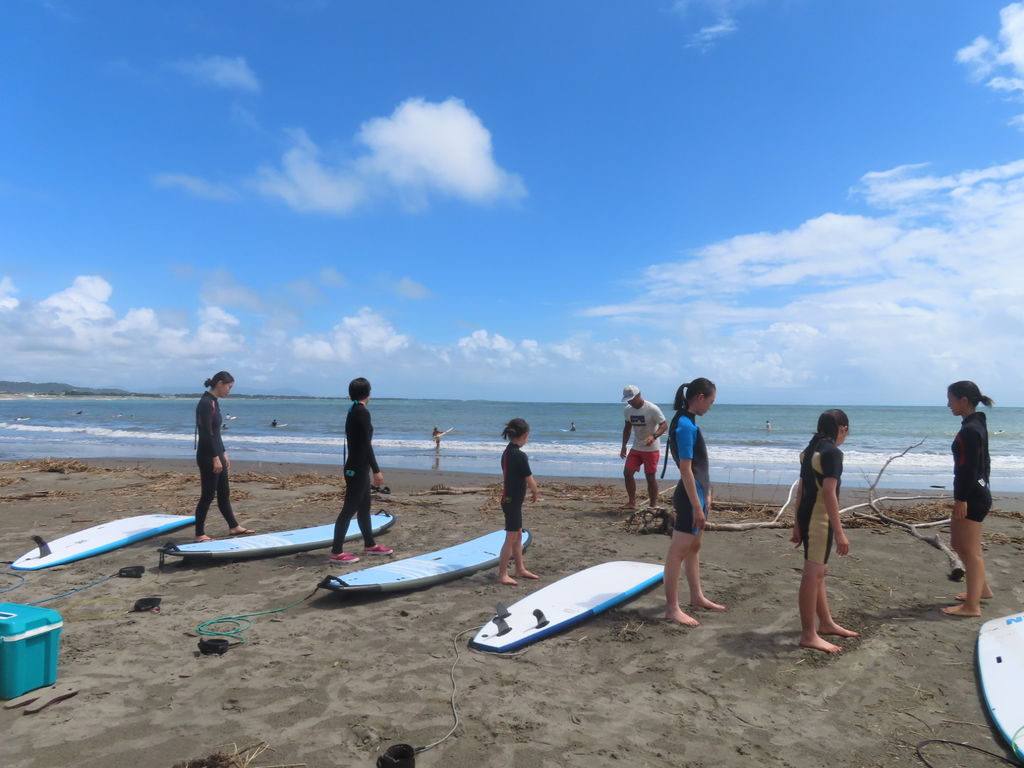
1, 457, 1022, 767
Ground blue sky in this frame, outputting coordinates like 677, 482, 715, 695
2, 0, 1023, 404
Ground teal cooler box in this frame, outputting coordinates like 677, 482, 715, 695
0, 603, 63, 699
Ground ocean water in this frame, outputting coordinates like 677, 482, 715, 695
1, 396, 1023, 491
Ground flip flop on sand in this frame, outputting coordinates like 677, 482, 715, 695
229, 527, 257, 536
194, 534, 214, 543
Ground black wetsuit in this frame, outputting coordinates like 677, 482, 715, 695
331, 401, 380, 553
500, 443, 532, 532
194, 391, 239, 536
953, 412, 991, 523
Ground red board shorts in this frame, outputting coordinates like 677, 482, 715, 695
625, 448, 660, 475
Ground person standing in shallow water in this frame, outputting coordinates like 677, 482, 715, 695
193, 371, 254, 542
942, 380, 994, 618
790, 409, 859, 653
329, 377, 394, 563
663, 378, 726, 626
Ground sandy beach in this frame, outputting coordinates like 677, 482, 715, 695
2, 457, 1022, 768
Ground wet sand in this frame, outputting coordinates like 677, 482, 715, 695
1, 457, 1022, 767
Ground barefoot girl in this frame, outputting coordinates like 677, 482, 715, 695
498, 418, 539, 585
942, 380, 994, 617
664, 378, 726, 626
193, 371, 254, 542
791, 409, 858, 653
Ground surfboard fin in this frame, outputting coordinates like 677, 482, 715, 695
532, 609, 549, 629
494, 602, 511, 620
494, 616, 512, 636
31, 535, 51, 559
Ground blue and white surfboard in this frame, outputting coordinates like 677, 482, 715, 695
319, 529, 530, 594
159, 512, 395, 560
470, 560, 664, 653
978, 612, 1024, 760
12, 514, 195, 570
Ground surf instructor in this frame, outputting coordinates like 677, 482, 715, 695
193, 371, 254, 543
329, 377, 394, 563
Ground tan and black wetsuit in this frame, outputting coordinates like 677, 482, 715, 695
796, 440, 843, 565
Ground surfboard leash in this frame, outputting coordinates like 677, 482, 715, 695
194, 585, 322, 650
916, 737, 1022, 767
0, 570, 26, 594
26, 565, 146, 606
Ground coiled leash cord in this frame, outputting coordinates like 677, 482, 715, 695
195, 585, 321, 652
916, 732, 1024, 767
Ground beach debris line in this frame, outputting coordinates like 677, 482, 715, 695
170, 741, 305, 768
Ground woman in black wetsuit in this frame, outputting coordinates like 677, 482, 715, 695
329, 377, 394, 563
942, 380, 994, 618
193, 371, 253, 542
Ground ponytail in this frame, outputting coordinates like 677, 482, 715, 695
673, 377, 716, 412
502, 418, 530, 441
801, 409, 849, 473
948, 380, 994, 408
204, 371, 234, 389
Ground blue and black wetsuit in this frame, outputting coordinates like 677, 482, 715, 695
194, 391, 239, 537
953, 412, 991, 523
671, 411, 711, 534
331, 401, 380, 553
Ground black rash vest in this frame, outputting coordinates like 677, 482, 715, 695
195, 392, 226, 459
345, 401, 380, 474
952, 411, 990, 501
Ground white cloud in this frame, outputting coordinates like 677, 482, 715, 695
394, 277, 432, 299
958, 4, 1024, 98
0, 276, 18, 311
687, 18, 738, 50
673, 0, 744, 50
357, 98, 526, 205
254, 98, 524, 215
291, 308, 408, 363
170, 55, 261, 92
40, 276, 115, 324
253, 129, 366, 215
319, 267, 347, 287
153, 173, 238, 201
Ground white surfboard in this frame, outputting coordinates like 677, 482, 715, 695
978, 612, 1024, 759
159, 512, 395, 561
470, 560, 664, 653
11, 514, 195, 571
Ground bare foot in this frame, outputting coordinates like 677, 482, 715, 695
665, 607, 700, 627
799, 635, 843, 653
498, 575, 518, 586
229, 526, 256, 536
819, 623, 859, 638
955, 591, 993, 601
194, 534, 214, 543
941, 604, 981, 617
622, 501, 637, 510
689, 597, 726, 611
513, 569, 540, 580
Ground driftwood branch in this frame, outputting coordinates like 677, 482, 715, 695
857, 438, 964, 581
411, 485, 492, 496
704, 479, 799, 531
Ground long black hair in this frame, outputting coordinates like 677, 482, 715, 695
661, 377, 716, 478
800, 409, 849, 474
948, 380, 994, 408
204, 371, 234, 389
501, 418, 530, 441
672, 377, 716, 413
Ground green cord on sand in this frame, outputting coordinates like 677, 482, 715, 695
195, 588, 319, 645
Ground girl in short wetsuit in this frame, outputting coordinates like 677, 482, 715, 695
790, 409, 858, 653
663, 378, 726, 627
942, 380, 994, 618
193, 371, 253, 542
497, 418, 539, 585
329, 377, 394, 563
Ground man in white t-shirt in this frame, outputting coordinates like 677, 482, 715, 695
619, 385, 667, 509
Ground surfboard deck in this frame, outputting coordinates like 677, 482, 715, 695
158, 512, 395, 560
11, 514, 195, 571
470, 560, 664, 653
978, 611, 1024, 759
318, 529, 530, 595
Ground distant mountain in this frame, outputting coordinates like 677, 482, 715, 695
0, 380, 135, 396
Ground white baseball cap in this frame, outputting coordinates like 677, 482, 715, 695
621, 385, 641, 402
